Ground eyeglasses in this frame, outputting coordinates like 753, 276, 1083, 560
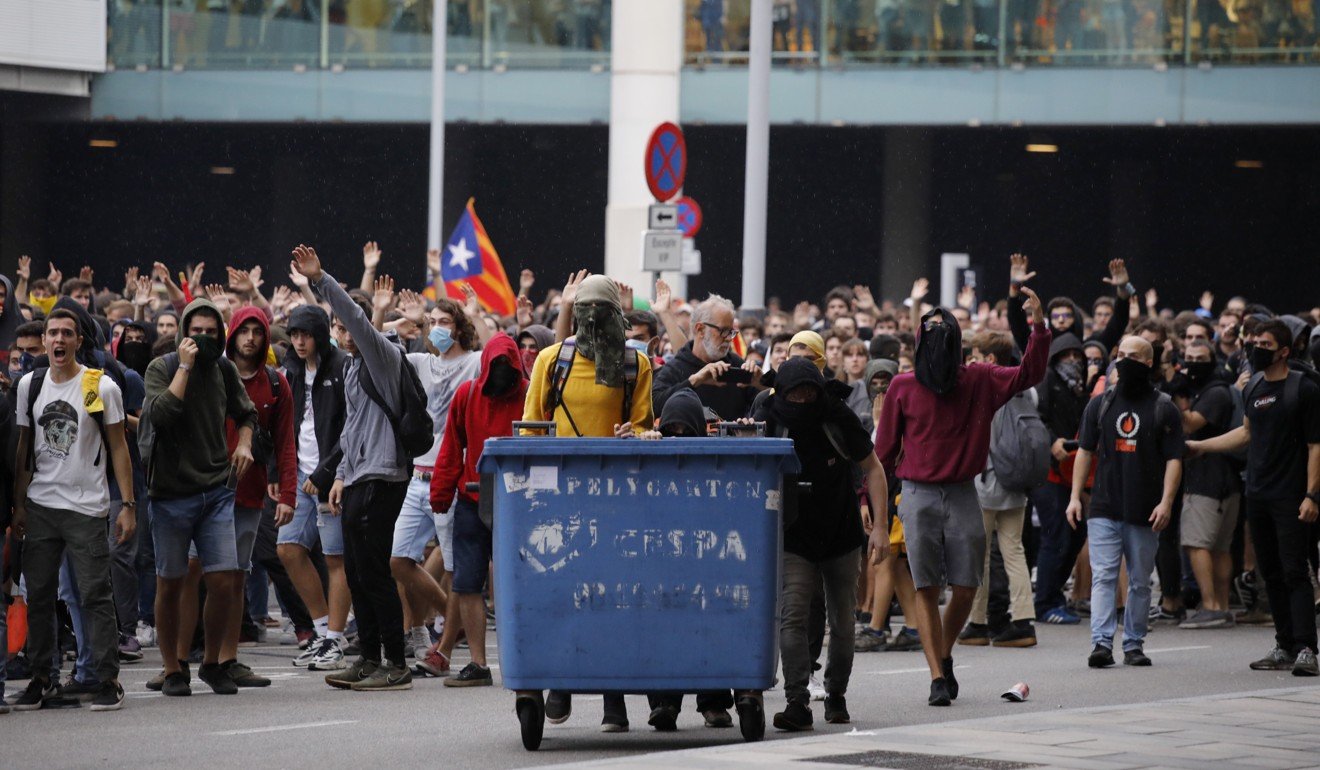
1050, 312, 1074, 320
702, 323, 738, 341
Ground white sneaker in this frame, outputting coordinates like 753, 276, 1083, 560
293, 636, 324, 667
135, 621, 157, 649
808, 673, 826, 701
407, 627, 431, 660
308, 636, 348, 671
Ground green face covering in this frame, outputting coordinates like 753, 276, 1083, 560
573, 302, 628, 388
191, 333, 224, 369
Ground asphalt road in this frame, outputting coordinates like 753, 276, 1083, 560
5, 613, 1315, 769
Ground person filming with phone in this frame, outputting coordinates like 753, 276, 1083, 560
652, 293, 764, 420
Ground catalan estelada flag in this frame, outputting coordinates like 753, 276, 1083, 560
439, 199, 516, 316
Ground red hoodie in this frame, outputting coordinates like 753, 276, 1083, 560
225, 306, 297, 510
875, 321, 1051, 485
430, 333, 528, 513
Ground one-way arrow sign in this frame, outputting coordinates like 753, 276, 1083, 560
648, 203, 679, 230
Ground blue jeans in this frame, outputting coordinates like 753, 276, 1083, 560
1032, 482, 1086, 615
1087, 517, 1157, 652
151, 484, 238, 578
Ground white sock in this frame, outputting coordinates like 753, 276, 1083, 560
411, 625, 427, 640
313, 616, 330, 637
327, 630, 345, 641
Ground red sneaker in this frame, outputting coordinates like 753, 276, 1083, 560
415, 648, 451, 677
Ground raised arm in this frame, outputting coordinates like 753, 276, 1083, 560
291, 244, 402, 378
1096, 259, 1133, 350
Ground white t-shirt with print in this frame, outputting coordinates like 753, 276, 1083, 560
16, 366, 126, 518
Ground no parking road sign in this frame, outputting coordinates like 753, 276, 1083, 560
674, 196, 702, 238
644, 122, 686, 203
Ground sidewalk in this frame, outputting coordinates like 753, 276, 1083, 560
551, 685, 1320, 770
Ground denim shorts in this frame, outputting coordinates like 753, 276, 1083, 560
434, 508, 454, 572
278, 472, 343, 556
391, 476, 437, 563
898, 480, 985, 590
452, 497, 491, 595
152, 485, 239, 578
188, 505, 261, 571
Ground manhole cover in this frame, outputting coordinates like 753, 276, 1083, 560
803, 750, 1041, 770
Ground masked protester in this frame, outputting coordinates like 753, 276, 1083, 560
522, 273, 654, 731
516, 324, 555, 377
876, 288, 1051, 708
1066, 336, 1184, 669
429, 333, 529, 689
114, 322, 156, 378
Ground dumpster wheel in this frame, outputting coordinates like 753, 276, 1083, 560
735, 691, 765, 742
515, 691, 545, 750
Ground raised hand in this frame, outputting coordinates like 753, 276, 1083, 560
910, 277, 929, 301
290, 244, 324, 284
460, 282, 482, 317
519, 268, 535, 296
793, 301, 812, 328
228, 266, 255, 295
79, 266, 95, 285
152, 261, 173, 286
124, 266, 140, 296
853, 285, 877, 312
1103, 258, 1130, 288
1145, 287, 1159, 309
516, 294, 533, 328
426, 248, 442, 276
271, 285, 293, 313
205, 284, 232, 316
1008, 253, 1036, 297
132, 276, 153, 307
615, 281, 635, 312
372, 275, 396, 311
249, 265, 264, 291
288, 268, 309, 289
188, 261, 205, 290
1200, 290, 1214, 312
48, 263, 63, 288
398, 289, 427, 324
957, 284, 976, 310
654, 279, 673, 314
1020, 286, 1045, 326
362, 240, 382, 271
560, 269, 589, 306
16, 255, 30, 281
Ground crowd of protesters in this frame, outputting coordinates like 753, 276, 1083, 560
0, 245, 1317, 730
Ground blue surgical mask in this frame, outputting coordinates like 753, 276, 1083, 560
16, 351, 36, 377
429, 326, 455, 354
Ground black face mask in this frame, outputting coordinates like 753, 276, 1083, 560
482, 358, 519, 397
191, 333, 223, 370
1115, 358, 1153, 398
915, 312, 961, 395
1249, 346, 1280, 374
1184, 360, 1215, 387
1055, 360, 1085, 393
771, 393, 824, 432
117, 340, 153, 376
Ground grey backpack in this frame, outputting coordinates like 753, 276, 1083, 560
989, 389, 1051, 492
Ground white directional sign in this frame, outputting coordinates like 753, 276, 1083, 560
648, 204, 680, 230
642, 230, 683, 272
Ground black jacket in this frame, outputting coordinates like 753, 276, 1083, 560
1007, 291, 1128, 356
651, 341, 758, 421
282, 305, 347, 499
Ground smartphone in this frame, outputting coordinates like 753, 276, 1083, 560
225, 465, 240, 491
718, 368, 753, 385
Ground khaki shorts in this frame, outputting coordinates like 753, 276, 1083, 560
1180, 493, 1240, 552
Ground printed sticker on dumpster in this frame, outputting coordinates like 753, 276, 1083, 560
528, 466, 558, 491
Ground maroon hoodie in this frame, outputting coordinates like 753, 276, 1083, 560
225, 306, 297, 510
430, 333, 528, 512
875, 320, 1051, 485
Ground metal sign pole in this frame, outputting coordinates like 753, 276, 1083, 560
740, 0, 771, 311
426, 8, 448, 253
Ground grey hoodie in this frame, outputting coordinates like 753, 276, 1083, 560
312, 272, 407, 485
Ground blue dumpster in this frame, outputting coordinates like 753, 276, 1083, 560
477, 436, 800, 749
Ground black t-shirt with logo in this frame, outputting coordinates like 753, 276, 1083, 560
1183, 382, 1236, 499
1245, 374, 1320, 501
1078, 388, 1185, 527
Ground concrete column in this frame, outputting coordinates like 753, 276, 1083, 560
878, 128, 933, 304
604, 0, 684, 299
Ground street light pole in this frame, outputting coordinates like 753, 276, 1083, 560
740, 0, 772, 310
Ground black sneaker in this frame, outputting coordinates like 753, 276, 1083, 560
89, 681, 125, 712
61, 675, 100, 700
601, 694, 629, 733
648, 704, 679, 731
545, 690, 572, 724
325, 657, 378, 689
162, 670, 192, 697
823, 694, 850, 724
957, 623, 990, 646
350, 660, 414, 691
198, 662, 239, 694
442, 662, 493, 688
1088, 644, 1115, 668
1124, 648, 1152, 667
11, 678, 58, 711
1292, 648, 1319, 677
1249, 646, 1296, 671
772, 700, 813, 731
147, 661, 188, 692
702, 708, 733, 728
941, 657, 959, 700
992, 620, 1038, 648
223, 660, 272, 688
928, 678, 951, 707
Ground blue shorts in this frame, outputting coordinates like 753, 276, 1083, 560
188, 505, 261, 571
391, 476, 436, 563
278, 472, 343, 556
152, 485, 238, 579
452, 497, 491, 595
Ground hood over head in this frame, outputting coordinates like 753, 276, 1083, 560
476, 332, 526, 399
1048, 332, 1085, 363
285, 304, 332, 364
864, 358, 899, 401
52, 295, 104, 357
788, 330, 826, 372
657, 388, 707, 437
519, 324, 556, 351
775, 356, 827, 400
179, 297, 226, 346
914, 307, 962, 395
1280, 314, 1312, 353
1082, 339, 1110, 369
226, 305, 271, 364
115, 320, 156, 376
574, 275, 622, 309
0, 274, 20, 348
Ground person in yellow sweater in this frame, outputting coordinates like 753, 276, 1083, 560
520, 274, 654, 732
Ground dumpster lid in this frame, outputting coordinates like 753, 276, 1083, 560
478, 437, 801, 474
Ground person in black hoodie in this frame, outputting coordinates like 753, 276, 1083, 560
652, 294, 763, 420
278, 305, 352, 671
1006, 256, 1132, 355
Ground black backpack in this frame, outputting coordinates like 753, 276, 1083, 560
358, 351, 434, 460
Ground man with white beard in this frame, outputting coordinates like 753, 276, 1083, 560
651, 293, 763, 421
